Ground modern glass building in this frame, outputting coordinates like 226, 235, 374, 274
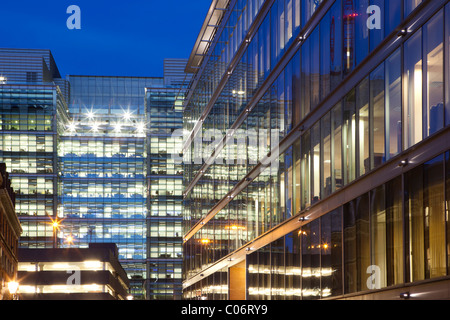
145, 87, 185, 299
0, 49, 189, 299
181, 0, 450, 300
0, 48, 70, 250
60, 75, 163, 298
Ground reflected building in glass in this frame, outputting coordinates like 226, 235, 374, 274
181, 0, 450, 300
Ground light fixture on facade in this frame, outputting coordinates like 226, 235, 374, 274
0, 76, 7, 84
114, 123, 122, 133
67, 122, 77, 133
136, 122, 145, 133
91, 122, 100, 132
87, 111, 95, 120
399, 159, 408, 167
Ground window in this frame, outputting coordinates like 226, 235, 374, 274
320, 208, 342, 297
357, 77, 370, 177
343, 89, 356, 184
385, 49, 402, 160
404, 0, 422, 17
370, 63, 385, 169
331, 102, 343, 192
424, 11, 444, 137
403, 30, 422, 149
405, 155, 446, 282
344, 193, 370, 293
321, 112, 331, 198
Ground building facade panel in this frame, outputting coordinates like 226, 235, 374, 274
182, 0, 450, 300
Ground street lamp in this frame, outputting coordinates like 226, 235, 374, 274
8, 281, 19, 300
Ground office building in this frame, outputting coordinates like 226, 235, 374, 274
0, 48, 189, 299
17, 243, 129, 300
145, 87, 185, 299
0, 163, 22, 300
0, 48, 70, 251
181, 0, 450, 300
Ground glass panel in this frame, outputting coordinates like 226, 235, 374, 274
355, 0, 369, 65
370, 0, 384, 51
301, 39, 311, 118
271, 237, 285, 300
311, 123, 321, 204
370, 185, 387, 289
370, 63, 385, 169
357, 78, 370, 177
331, 103, 343, 192
446, 4, 450, 126
406, 164, 425, 282
320, 11, 331, 100
293, 139, 301, 214
403, 30, 423, 149
301, 219, 320, 299
321, 112, 331, 198
343, 89, 356, 184
285, 230, 301, 300
310, 27, 320, 108
321, 208, 343, 297
385, 49, 402, 160
385, 0, 401, 37
423, 155, 446, 279
404, 0, 422, 17
301, 130, 311, 209
330, 0, 343, 91
343, 0, 357, 75
446, 152, 450, 275
385, 176, 404, 286
424, 11, 444, 137
344, 193, 370, 293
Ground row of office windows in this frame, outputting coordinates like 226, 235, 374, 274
0, 86, 56, 132
183, 148, 450, 299
183, 3, 450, 243
183, 0, 438, 212
184, 0, 423, 144
245, 150, 450, 299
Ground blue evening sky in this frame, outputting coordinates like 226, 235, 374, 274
0, 0, 211, 77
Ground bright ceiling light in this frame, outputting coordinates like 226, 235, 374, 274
114, 122, 122, 132
136, 122, 145, 133
67, 122, 77, 132
86, 110, 95, 120
123, 110, 132, 121
91, 122, 100, 132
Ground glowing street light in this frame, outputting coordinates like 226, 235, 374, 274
8, 281, 19, 300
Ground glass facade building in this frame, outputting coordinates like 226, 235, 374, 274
0, 49, 70, 250
0, 50, 189, 299
60, 75, 162, 298
182, 0, 450, 300
145, 87, 185, 299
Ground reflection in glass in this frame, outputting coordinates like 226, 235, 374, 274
357, 77, 370, 177
331, 103, 343, 192
404, 30, 423, 149
321, 209, 342, 297
321, 112, 331, 199
370, 63, 385, 169
424, 11, 444, 137
385, 49, 402, 160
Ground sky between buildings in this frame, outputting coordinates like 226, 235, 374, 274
0, 0, 211, 77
